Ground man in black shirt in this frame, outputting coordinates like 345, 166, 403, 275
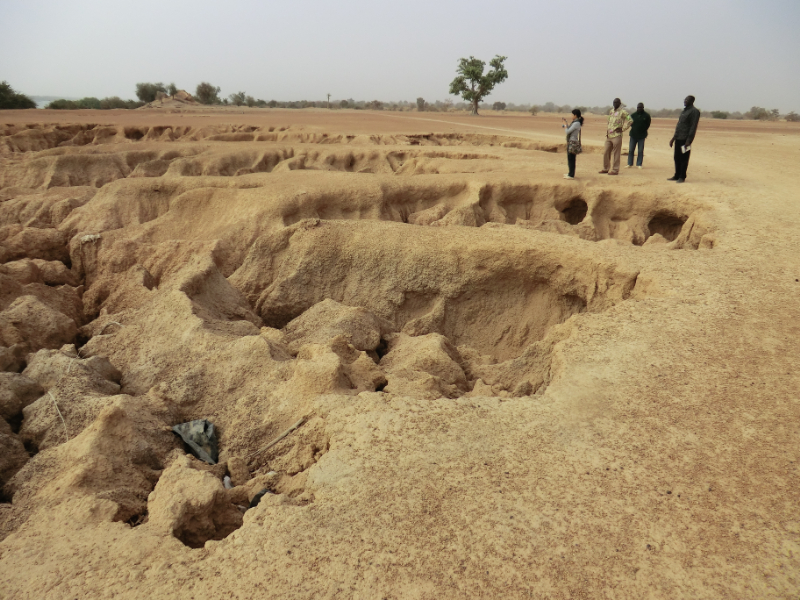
626, 103, 651, 169
668, 96, 700, 183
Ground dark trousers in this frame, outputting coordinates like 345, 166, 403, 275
628, 137, 645, 166
567, 152, 576, 177
673, 139, 691, 179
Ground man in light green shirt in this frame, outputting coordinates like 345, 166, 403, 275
600, 98, 633, 175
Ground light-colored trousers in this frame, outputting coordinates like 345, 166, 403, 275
603, 136, 623, 173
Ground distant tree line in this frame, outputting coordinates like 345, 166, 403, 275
524, 101, 799, 122
47, 97, 145, 110
4, 78, 798, 121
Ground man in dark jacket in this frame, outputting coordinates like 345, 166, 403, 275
668, 96, 700, 183
626, 103, 651, 168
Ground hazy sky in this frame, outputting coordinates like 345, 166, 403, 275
2, 0, 798, 112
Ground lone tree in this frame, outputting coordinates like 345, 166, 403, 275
135, 82, 167, 103
195, 82, 221, 105
449, 55, 508, 115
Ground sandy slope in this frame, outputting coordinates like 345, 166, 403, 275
0, 107, 799, 599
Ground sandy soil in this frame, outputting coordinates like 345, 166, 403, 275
0, 106, 799, 599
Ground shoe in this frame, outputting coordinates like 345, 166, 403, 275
677, 178, 685, 183
638, 166, 643, 169
563, 174, 574, 179
608, 172, 618, 176
667, 176, 679, 181
625, 165, 632, 168
598, 170, 608, 174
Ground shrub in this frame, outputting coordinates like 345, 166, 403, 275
786, 111, 800, 122
711, 111, 729, 119
529, 105, 539, 116
492, 102, 506, 111
47, 96, 142, 110
367, 100, 384, 110
46, 99, 78, 109
196, 82, 221, 105
76, 97, 101, 110
167, 82, 178, 97
746, 106, 770, 120
100, 96, 143, 109
229, 91, 246, 106
416, 97, 425, 112
340, 100, 349, 108
0, 81, 36, 109
269, 100, 278, 108
135, 82, 167, 103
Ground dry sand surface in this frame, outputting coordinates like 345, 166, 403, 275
0, 106, 799, 599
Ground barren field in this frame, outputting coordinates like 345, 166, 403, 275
1, 106, 799, 599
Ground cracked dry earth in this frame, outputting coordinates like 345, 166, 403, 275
0, 109, 798, 599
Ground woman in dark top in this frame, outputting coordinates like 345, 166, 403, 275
562, 109, 584, 179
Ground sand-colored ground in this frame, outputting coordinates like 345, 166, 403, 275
0, 106, 799, 599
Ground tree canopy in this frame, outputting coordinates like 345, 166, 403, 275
0, 81, 36, 109
229, 91, 246, 106
196, 82, 221, 105
448, 55, 508, 115
135, 82, 167, 103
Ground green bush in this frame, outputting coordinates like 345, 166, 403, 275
711, 111, 728, 119
786, 111, 799, 122
100, 96, 143, 109
746, 106, 771, 120
167, 82, 178, 97
46, 99, 78, 109
196, 82, 221, 105
0, 81, 36, 109
492, 102, 506, 110
47, 96, 143, 110
135, 82, 167, 103
76, 97, 101, 109
229, 91, 246, 106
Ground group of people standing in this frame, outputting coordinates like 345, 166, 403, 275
562, 96, 700, 182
